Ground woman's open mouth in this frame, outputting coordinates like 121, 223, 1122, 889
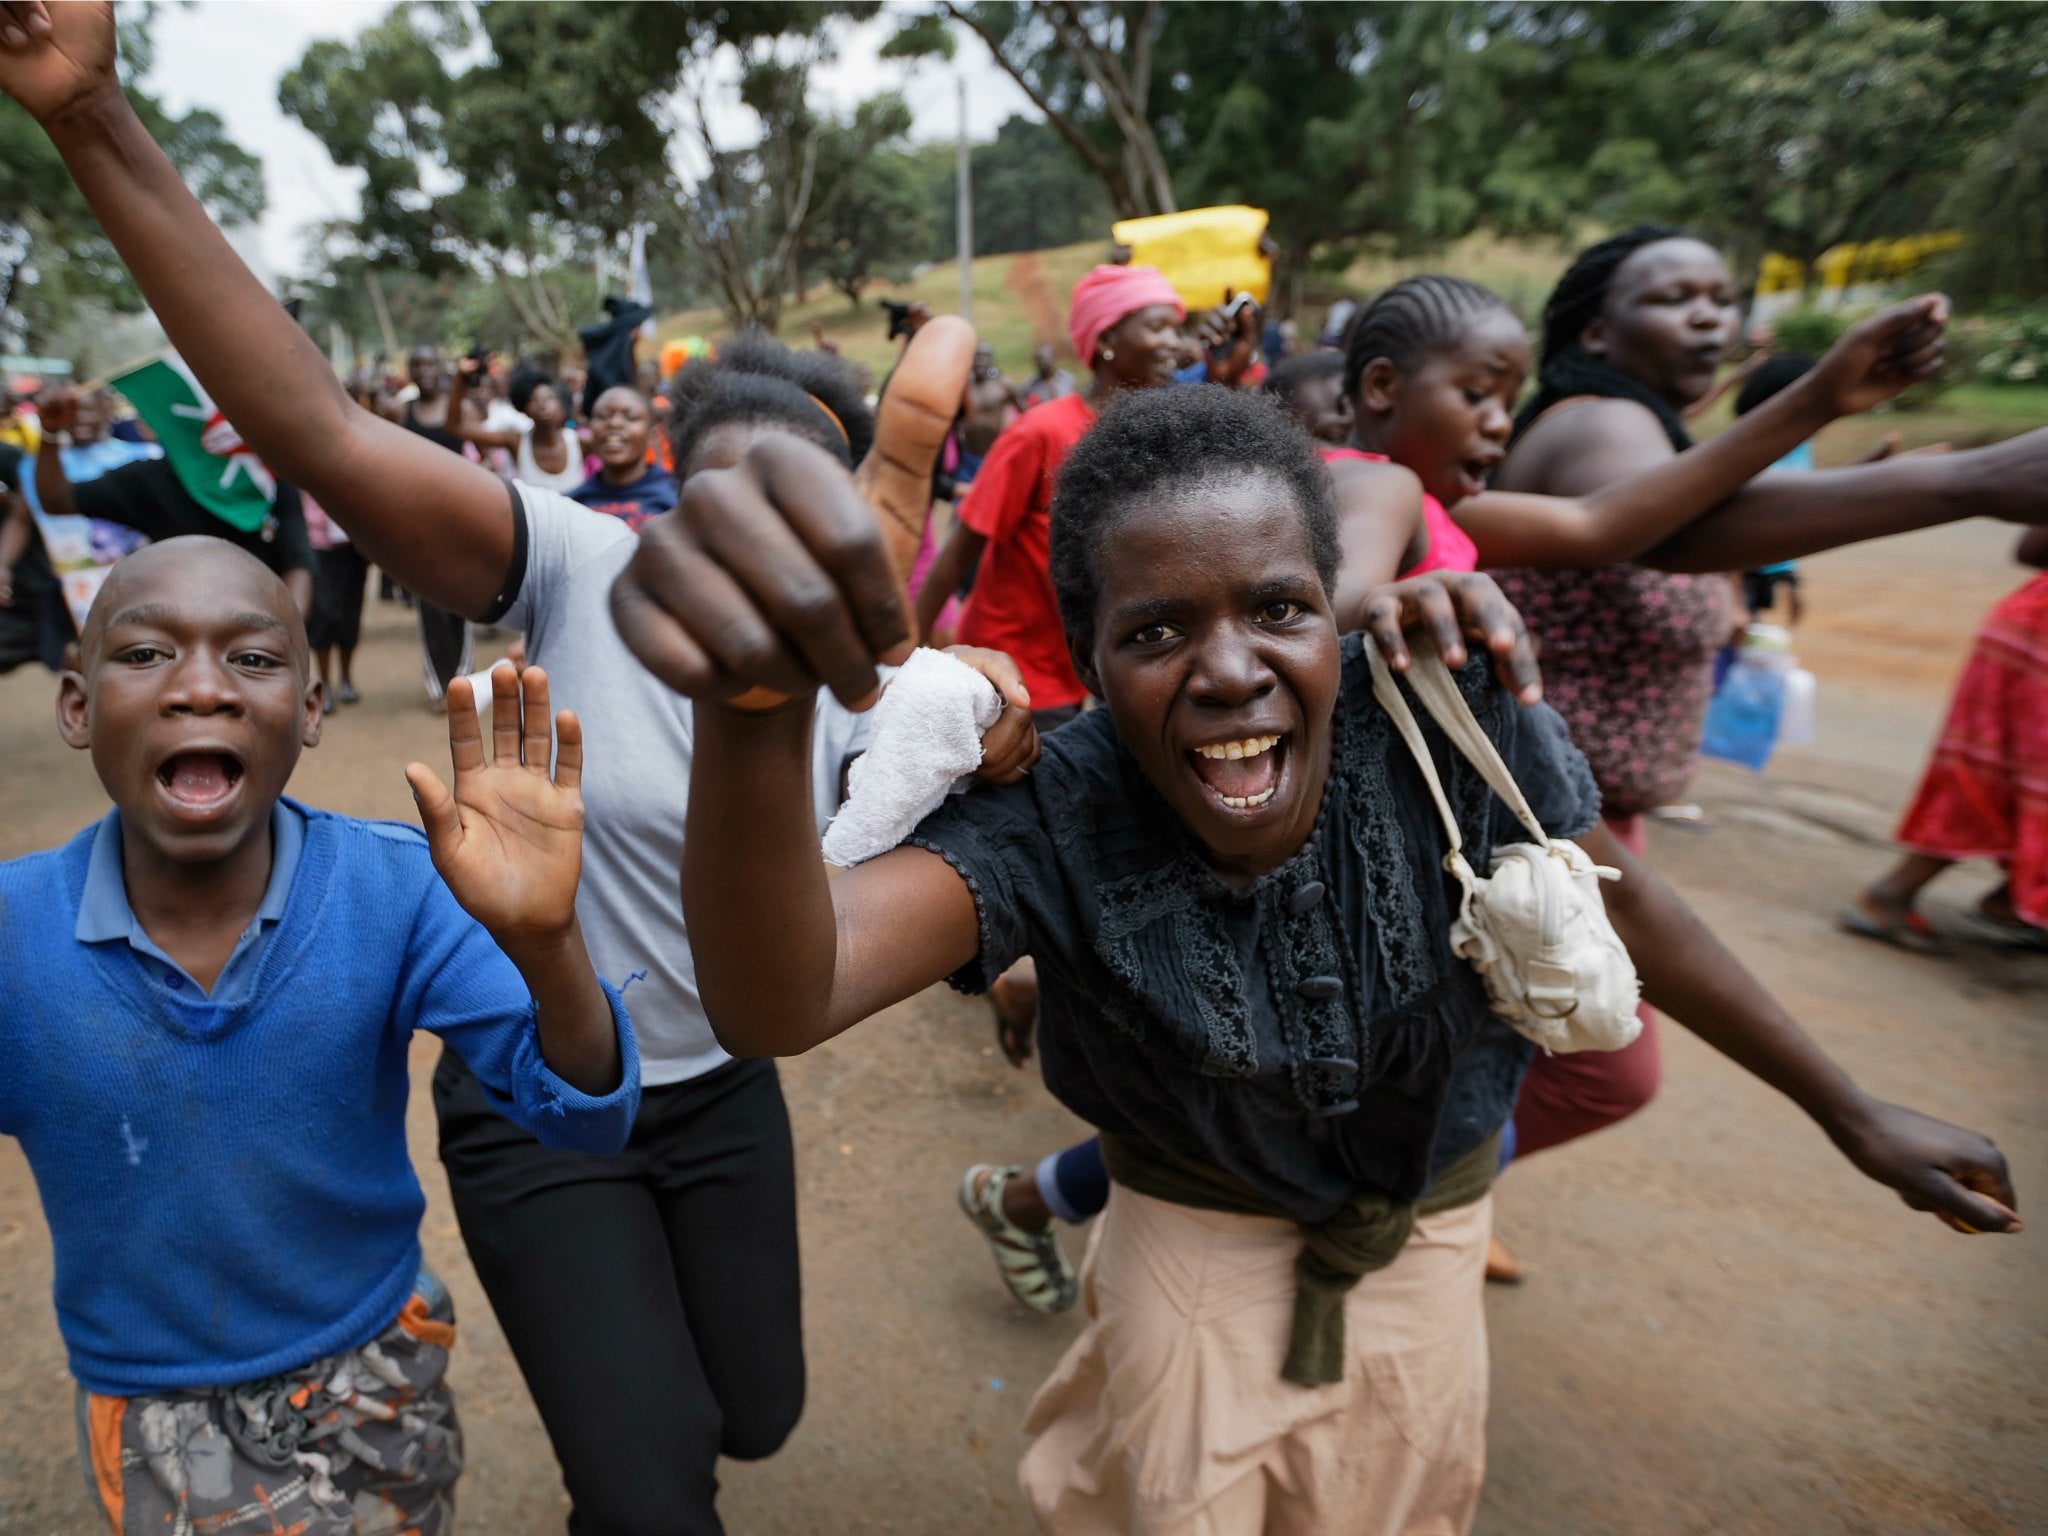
1186, 733, 1285, 811
153, 750, 245, 815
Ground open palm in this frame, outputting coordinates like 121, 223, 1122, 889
406, 662, 584, 942
0, 2, 117, 124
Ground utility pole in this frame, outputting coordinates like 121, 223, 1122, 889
956, 73, 973, 325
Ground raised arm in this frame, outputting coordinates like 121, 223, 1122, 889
0, 487, 28, 606
1460, 297, 1954, 568
0, 3, 513, 617
446, 357, 523, 453
32, 407, 77, 519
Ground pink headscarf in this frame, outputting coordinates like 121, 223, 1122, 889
1067, 264, 1185, 370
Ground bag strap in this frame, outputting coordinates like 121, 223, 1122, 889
1363, 640, 1465, 858
1362, 641, 1553, 850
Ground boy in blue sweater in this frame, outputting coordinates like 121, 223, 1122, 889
0, 534, 640, 1534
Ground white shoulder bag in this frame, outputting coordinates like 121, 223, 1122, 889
1365, 643, 1642, 1055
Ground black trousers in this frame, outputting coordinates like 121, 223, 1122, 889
433, 1051, 805, 1536
415, 599, 471, 701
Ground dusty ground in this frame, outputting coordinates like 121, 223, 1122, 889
1, 525, 2044, 1536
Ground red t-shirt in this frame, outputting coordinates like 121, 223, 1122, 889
955, 392, 1097, 708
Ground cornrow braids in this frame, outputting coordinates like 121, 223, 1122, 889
1341, 275, 1514, 400
666, 328, 875, 473
1513, 222, 1693, 451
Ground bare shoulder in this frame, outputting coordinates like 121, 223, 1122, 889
1501, 397, 1674, 494
1329, 453, 1424, 505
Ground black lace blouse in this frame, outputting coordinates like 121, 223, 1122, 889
907, 633, 1602, 1225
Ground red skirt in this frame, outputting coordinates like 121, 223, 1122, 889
1894, 573, 2048, 927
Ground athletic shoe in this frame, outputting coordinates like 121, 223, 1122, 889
958, 1163, 1078, 1314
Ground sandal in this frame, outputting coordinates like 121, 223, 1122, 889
958, 1164, 1077, 1315
1964, 904, 2048, 952
1837, 900, 1948, 954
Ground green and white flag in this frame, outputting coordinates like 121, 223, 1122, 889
111, 353, 276, 532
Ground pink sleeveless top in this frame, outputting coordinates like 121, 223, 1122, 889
1321, 447, 1479, 577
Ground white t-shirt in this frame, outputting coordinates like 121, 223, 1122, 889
495, 484, 874, 1083
514, 430, 587, 495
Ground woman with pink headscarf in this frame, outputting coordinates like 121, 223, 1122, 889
914, 263, 1186, 724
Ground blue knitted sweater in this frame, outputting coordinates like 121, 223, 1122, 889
0, 802, 640, 1395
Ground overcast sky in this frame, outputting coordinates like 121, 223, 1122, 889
144, 1, 1037, 284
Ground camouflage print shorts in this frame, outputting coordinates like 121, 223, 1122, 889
76, 1271, 463, 1536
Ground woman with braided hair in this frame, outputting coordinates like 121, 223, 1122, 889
1486, 225, 2048, 1176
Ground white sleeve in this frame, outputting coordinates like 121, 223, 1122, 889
497, 482, 633, 632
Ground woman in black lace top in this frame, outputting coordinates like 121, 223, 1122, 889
617, 386, 2016, 1535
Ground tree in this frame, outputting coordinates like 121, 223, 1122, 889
1506, 1, 2048, 283
889, 2, 1175, 220
1, 4, 262, 352
281, 1, 882, 347
962, 114, 1116, 256
806, 149, 931, 306
675, 57, 912, 329
1153, 3, 1511, 281
1935, 85, 2048, 307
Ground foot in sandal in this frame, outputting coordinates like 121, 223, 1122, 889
1837, 890, 1948, 954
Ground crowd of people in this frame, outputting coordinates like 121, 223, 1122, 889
0, 5, 2041, 1535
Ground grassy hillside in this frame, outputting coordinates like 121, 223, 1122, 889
656, 234, 2048, 456
657, 241, 1108, 382
653, 230, 1595, 380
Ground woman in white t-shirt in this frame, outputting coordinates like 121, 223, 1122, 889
448, 357, 587, 493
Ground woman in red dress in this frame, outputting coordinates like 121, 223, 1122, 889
1846, 527, 2048, 948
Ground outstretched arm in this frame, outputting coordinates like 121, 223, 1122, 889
1499, 396, 2048, 577
0, 2, 513, 617
1326, 456, 1543, 704
687, 696, 981, 1055
1583, 820, 2020, 1235
1458, 297, 1952, 569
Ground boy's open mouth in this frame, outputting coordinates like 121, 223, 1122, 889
1186, 733, 1285, 811
154, 750, 245, 811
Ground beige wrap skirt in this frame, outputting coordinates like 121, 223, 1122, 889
1019, 1186, 1492, 1535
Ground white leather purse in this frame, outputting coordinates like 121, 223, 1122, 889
1365, 643, 1642, 1055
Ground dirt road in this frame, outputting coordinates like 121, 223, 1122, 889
2, 527, 2042, 1535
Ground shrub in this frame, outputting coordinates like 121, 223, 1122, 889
1767, 306, 1849, 357
1972, 309, 2048, 386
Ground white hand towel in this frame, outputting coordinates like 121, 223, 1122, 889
822, 646, 1004, 867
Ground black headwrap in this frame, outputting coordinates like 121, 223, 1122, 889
1512, 223, 1695, 451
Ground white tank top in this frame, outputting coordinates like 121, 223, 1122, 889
515, 429, 586, 493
